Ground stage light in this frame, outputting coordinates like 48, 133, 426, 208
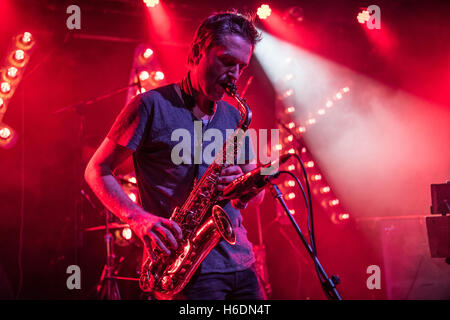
335, 92, 343, 100
286, 192, 296, 200
305, 160, 314, 168
357, 9, 370, 24
128, 177, 137, 184
274, 143, 283, 151
320, 186, 331, 194
284, 73, 294, 81
0, 123, 17, 148
152, 70, 164, 81
6, 66, 19, 79
0, 126, 12, 139
342, 86, 350, 93
338, 213, 350, 220
285, 106, 295, 113
287, 121, 295, 129
142, 48, 154, 59
318, 108, 326, 115
283, 89, 294, 98
138, 70, 150, 81
290, 209, 295, 215
21, 32, 33, 45
13, 49, 25, 62
288, 148, 296, 154
297, 126, 306, 133
311, 174, 322, 181
329, 199, 340, 206
286, 135, 293, 142
128, 192, 137, 203
301, 147, 307, 153
257, 4, 272, 20
326, 100, 333, 108
285, 180, 296, 187
1, 82, 11, 94
122, 227, 133, 240
143, 0, 159, 8
287, 164, 295, 171
307, 118, 316, 125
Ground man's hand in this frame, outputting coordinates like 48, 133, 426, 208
217, 165, 244, 192
129, 213, 182, 259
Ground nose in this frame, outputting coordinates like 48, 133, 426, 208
227, 65, 240, 82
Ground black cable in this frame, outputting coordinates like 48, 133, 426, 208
290, 153, 316, 255
277, 165, 324, 284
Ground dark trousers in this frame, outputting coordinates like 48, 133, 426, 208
179, 266, 265, 300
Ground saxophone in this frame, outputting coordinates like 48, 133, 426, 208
139, 82, 252, 299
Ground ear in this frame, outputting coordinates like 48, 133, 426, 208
191, 43, 203, 65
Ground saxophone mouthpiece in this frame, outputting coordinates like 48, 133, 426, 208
222, 82, 237, 96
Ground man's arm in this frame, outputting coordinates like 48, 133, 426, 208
236, 162, 265, 208
217, 163, 265, 209
84, 137, 182, 256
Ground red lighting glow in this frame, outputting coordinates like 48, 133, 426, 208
257, 4, 272, 20
143, 0, 159, 8
0, 97, 4, 109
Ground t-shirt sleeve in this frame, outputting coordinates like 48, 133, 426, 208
106, 94, 151, 151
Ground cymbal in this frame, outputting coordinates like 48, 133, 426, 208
85, 223, 130, 232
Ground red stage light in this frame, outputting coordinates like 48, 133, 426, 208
338, 213, 350, 220
257, 4, 272, 20
122, 227, 133, 240
320, 186, 331, 194
329, 199, 340, 206
143, 0, 159, 8
13, 49, 25, 62
21, 32, 33, 45
357, 9, 370, 24
138, 70, 150, 81
0, 127, 12, 140
142, 48, 153, 59
1, 82, 11, 94
153, 71, 164, 81
305, 160, 314, 168
6, 66, 18, 79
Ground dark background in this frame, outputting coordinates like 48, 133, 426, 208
0, 0, 448, 299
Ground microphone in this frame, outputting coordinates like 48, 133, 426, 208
222, 153, 293, 200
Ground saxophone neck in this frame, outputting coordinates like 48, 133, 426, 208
223, 83, 252, 131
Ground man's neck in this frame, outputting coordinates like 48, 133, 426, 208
184, 71, 216, 119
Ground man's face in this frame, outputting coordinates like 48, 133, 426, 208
193, 34, 253, 101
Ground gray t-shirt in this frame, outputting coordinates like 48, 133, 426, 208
107, 83, 255, 273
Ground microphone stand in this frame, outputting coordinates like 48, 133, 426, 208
268, 182, 342, 300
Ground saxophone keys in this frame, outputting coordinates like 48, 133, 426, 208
161, 275, 173, 291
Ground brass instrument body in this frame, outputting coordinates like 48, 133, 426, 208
139, 83, 252, 299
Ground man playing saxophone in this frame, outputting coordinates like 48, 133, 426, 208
85, 11, 265, 300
